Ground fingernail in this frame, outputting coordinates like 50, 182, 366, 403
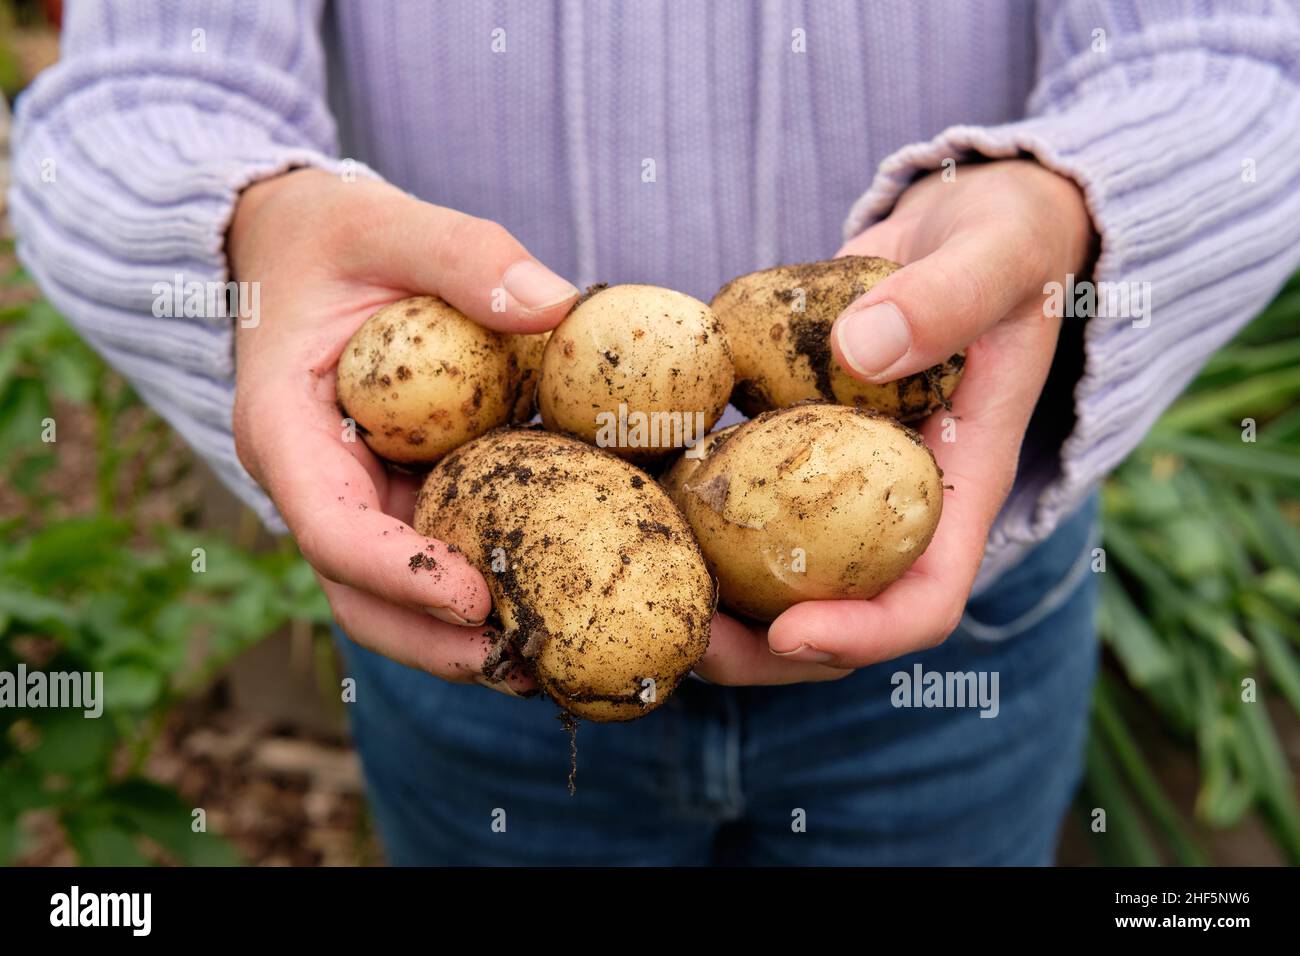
502, 260, 579, 311
834, 301, 911, 380
771, 643, 835, 663
474, 674, 523, 698
425, 606, 483, 627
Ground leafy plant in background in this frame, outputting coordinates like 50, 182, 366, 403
0, 6, 25, 99
0, 252, 332, 864
1085, 271, 1300, 864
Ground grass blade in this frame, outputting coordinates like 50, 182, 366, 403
1094, 677, 1208, 865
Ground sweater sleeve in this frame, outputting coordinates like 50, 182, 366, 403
843, 0, 1300, 590
9, 0, 371, 532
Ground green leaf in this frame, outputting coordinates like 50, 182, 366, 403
1081, 732, 1163, 866
28, 709, 118, 775
1249, 618, 1300, 718
0, 378, 52, 461
63, 809, 150, 867
1155, 365, 1300, 433
102, 779, 241, 866
82, 593, 154, 659
6, 450, 57, 500
5, 516, 130, 588
1188, 651, 1255, 828
45, 347, 101, 406
1237, 700, 1300, 863
2, 764, 53, 814
1261, 404, 1300, 445
0, 585, 79, 634
1102, 520, 1186, 607
1236, 288, 1300, 345
1161, 516, 1227, 582
1097, 576, 1176, 687
1108, 467, 1184, 520
1185, 609, 1255, 670
1143, 433, 1300, 483
1094, 677, 1208, 864
1249, 486, 1300, 572
101, 658, 166, 711
1199, 337, 1300, 379
1256, 569, 1300, 615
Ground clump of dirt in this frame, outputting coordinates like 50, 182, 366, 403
788, 315, 835, 398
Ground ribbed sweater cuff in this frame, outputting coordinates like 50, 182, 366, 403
11, 73, 379, 531
844, 47, 1300, 589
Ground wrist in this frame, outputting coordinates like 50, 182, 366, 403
1022, 161, 1096, 278
227, 167, 336, 280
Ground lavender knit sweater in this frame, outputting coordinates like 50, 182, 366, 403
10, 1, 1300, 592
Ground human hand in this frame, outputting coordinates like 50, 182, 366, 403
763, 159, 1095, 668
228, 168, 579, 695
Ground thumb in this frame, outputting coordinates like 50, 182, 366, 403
830, 230, 1031, 383
354, 198, 579, 334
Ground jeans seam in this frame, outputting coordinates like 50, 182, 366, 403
959, 519, 1101, 642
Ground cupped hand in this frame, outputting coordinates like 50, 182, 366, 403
759, 159, 1095, 669
227, 168, 579, 695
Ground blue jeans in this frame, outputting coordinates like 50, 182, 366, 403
337, 495, 1101, 865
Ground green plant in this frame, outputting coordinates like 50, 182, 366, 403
1084, 270, 1300, 864
0, 251, 331, 864
0, 4, 24, 99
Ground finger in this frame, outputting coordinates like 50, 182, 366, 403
350, 200, 579, 333
324, 578, 536, 697
830, 224, 1044, 383
236, 374, 492, 625
382, 470, 424, 525
764, 478, 989, 670
833, 217, 912, 264
768, 315, 1056, 667
765, 462, 991, 668
694, 613, 852, 685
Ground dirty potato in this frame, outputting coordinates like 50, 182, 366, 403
711, 256, 963, 421
659, 424, 739, 513
336, 296, 517, 465
505, 330, 550, 424
414, 428, 714, 721
674, 403, 943, 621
538, 284, 734, 464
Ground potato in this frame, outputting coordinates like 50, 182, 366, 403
674, 403, 943, 621
538, 284, 734, 464
505, 330, 550, 423
659, 424, 738, 513
337, 296, 518, 465
711, 256, 963, 421
414, 428, 713, 721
